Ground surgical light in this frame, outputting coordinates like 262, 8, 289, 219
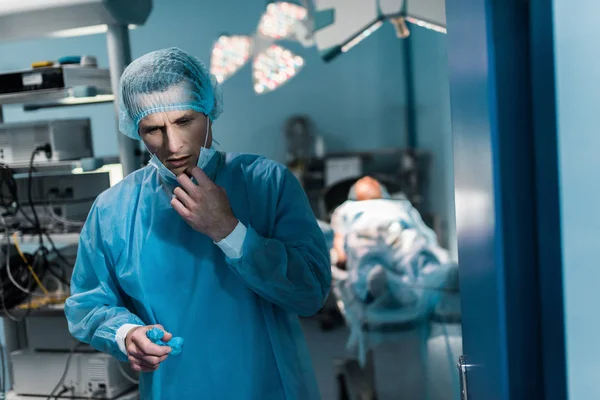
211, 35, 253, 84
209, 1, 309, 95
258, 2, 308, 39
253, 45, 304, 94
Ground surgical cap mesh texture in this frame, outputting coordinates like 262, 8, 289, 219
118, 47, 223, 140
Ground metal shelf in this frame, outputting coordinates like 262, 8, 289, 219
0, 88, 114, 111
24, 94, 114, 111
2, 304, 66, 318
7, 155, 120, 174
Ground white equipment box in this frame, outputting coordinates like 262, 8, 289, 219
0, 119, 93, 165
10, 349, 137, 399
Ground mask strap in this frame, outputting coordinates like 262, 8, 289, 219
203, 118, 209, 148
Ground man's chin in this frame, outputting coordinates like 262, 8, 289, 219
170, 166, 189, 177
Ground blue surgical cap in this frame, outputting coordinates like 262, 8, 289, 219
118, 47, 223, 140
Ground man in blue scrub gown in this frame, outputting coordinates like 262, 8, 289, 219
65, 47, 331, 399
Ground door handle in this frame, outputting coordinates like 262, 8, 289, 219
457, 355, 469, 400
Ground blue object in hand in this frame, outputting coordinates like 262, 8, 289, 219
146, 328, 184, 355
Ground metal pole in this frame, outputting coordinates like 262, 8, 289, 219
106, 24, 140, 176
403, 35, 416, 148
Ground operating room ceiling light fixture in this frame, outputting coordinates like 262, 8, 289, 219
389, 16, 410, 39
210, 1, 312, 95
312, 0, 447, 62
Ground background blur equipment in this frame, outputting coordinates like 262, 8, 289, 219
25, 315, 78, 352
324, 156, 362, 187
11, 349, 136, 398
6, 170, 110, 231
6, 389, 139, 400
295, 148, 426, 220
0, 65, 112, 110
0, 119, 93, 165
284, 115, 314, 162
0, 158, 110, 395
0, 0, 155, 176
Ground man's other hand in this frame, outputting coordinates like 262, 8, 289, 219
125, 324, 172, 372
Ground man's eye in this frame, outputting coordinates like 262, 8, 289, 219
177, 119, 191, 126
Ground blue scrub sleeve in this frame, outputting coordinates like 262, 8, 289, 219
65, 205, 145, 362
226, 166, 332, 317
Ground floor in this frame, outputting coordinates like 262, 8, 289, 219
301, 317, 424, 400
300, 317, 462, 400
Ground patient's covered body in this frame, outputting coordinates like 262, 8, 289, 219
332, 197, 451, 312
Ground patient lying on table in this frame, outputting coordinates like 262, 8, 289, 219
330, 176, 450, 307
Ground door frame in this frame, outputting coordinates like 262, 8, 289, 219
445, 0, 567, 398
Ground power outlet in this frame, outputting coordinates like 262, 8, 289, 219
0, 147, 13, 163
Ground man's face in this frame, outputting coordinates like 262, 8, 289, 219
138, 110, 212, 176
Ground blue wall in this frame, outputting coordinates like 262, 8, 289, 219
408, 26, 456, 258
0, 0, 408, 163
553, 0, 600, 398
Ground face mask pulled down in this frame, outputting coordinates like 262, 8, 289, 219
148, 117, 217, 186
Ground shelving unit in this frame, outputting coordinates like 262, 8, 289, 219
0, 2, 154, 398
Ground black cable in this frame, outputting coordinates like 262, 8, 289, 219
0, 342, 5, 396
0, 262, 34, 322
18, 150, 77, 271
47, 343, 82, 400
0, 247, 42, 311
21, 147, 74, 287
0, 213, 47, 320
0, 148, 80, 318
0, 165, 17, 210
0, 159, 74, 321
51, 386, 70, 400
28, 145, 49, 247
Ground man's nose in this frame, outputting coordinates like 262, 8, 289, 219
165, 125, 183, 153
